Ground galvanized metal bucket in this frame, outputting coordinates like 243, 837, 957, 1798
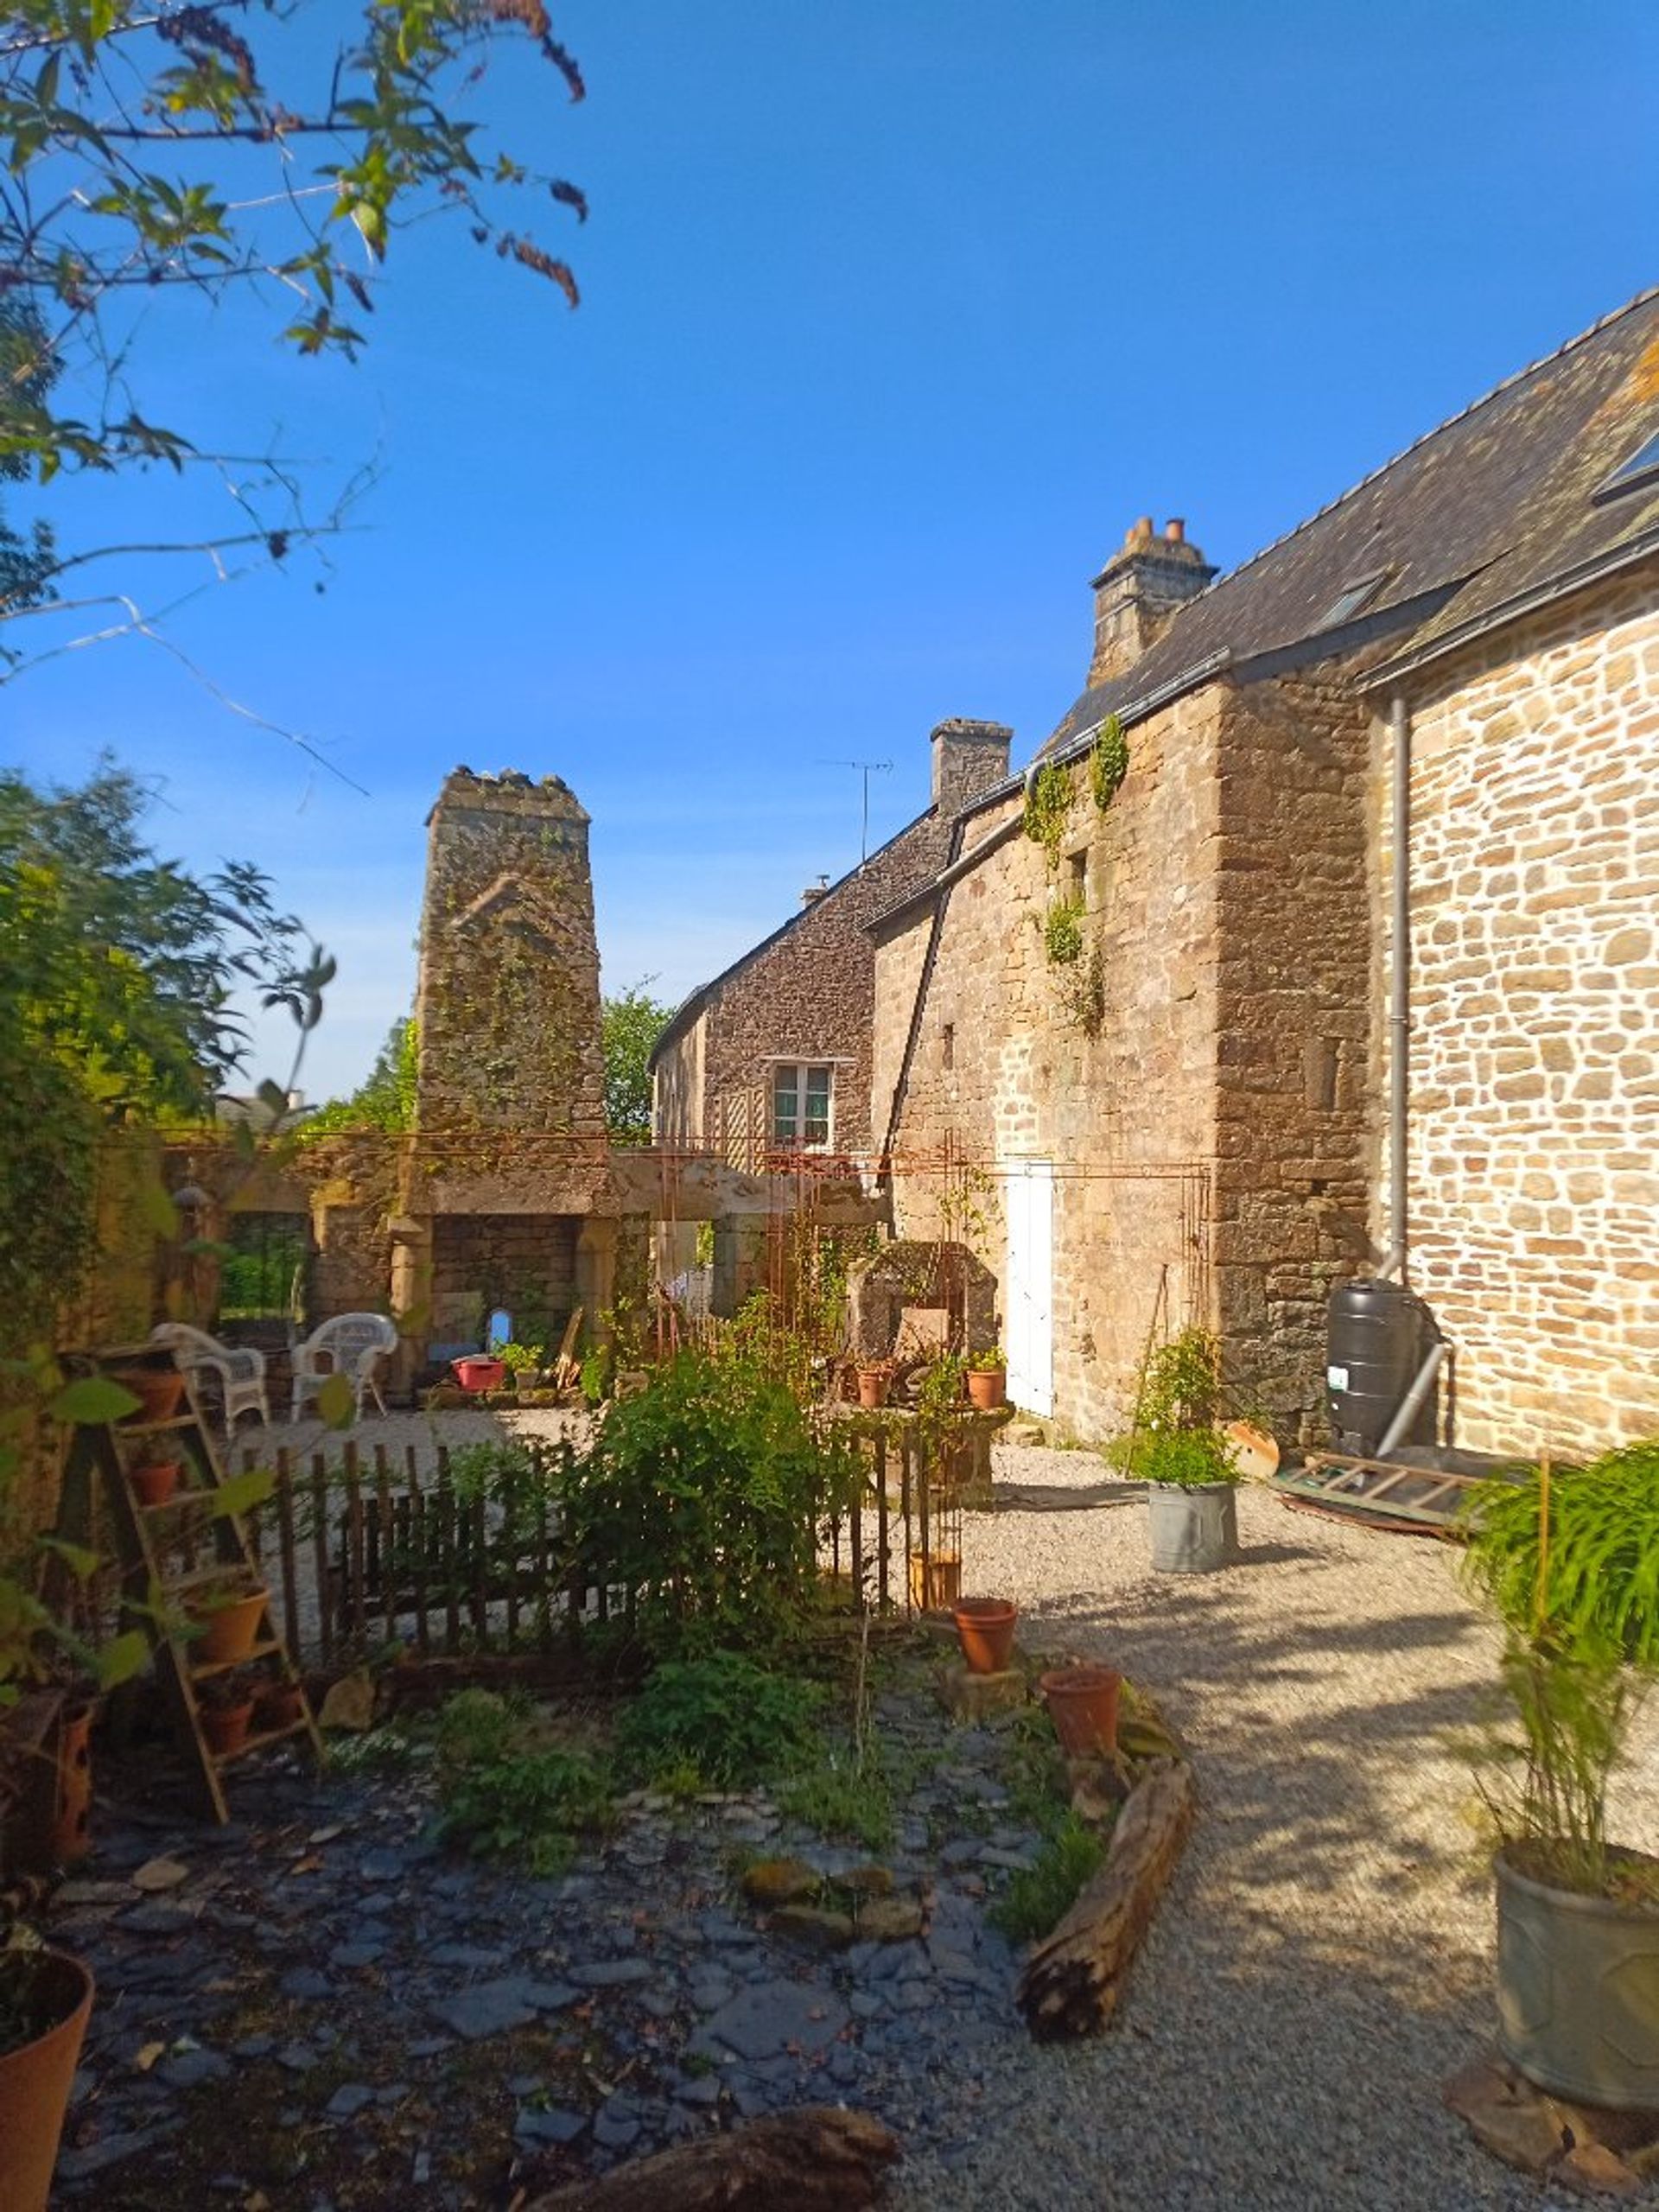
1147, 1480, 1239, 1573
1496, 1848, 1659, 2107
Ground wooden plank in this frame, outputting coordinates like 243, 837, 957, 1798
436, 1446, 461, 1654
874, 1433, 889, 1613
343, 1441, 366, 1649
408, 1444, 430, 1659
375, 1443, 397, 1646
275, 1447, 301, 1667
311, 1451, 333, 1668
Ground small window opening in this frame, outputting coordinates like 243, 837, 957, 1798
942, 1023, 955, 1071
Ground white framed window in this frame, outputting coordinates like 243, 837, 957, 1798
771, 1061, 833, 1149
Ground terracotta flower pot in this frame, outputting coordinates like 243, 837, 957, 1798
50, 1704, 93, 1866
201, 1700, 255, 1758
111, 1368, 186, 1425
908, 1552, 963, 1612
192, 1588, 268, 1666
952, 1596, 1018, 1675
131, 1459, 180, 1508
0, 1949, 95, 2212
966, 1368, 1007, 1410
856, 1370, 891, 1409
1040, 1665, 1122, 1758
254, 1683, 304, 1733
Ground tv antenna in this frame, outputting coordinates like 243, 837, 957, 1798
819, 758, 892, 863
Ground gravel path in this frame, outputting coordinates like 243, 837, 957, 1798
893, 1445, 1659, 2212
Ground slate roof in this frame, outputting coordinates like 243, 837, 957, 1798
1043, 289, 1659, 754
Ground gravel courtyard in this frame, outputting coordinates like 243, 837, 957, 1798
221, 1411, 1656, 2209
893, 1443, 1659, 2212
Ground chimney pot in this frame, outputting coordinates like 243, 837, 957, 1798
1130, 515, 1154, 546
1166, 518, 1185, 543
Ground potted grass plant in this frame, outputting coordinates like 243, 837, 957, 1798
1126, 1326, 1242, 1573
1462, 1441, 1659, 2107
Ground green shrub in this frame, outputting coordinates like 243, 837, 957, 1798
434, 1689, 612, 1875
1023, 761, 1072, 865
562, 1351, 856, 1656
991, 1811, 1108, 1942
616, 1654, 823, 1787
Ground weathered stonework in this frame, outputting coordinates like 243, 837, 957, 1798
416, 771, 605, 1141
877, 657, 1382, 1441
1374, 569, 1659, 1456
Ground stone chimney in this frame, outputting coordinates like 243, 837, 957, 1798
930, 718, 1014, 814
801, 876, 830, 909
1087, 517, 1216, 689
415, 768, 605, 1135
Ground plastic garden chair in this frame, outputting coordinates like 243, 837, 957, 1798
149, 1323, 271, 1431
289, 1313, 397, 1421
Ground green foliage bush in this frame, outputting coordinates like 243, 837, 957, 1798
616, 1654, 823, 1787
1121, 1325, 1238, 1488
435, 1690, 612, 1877
563, 1351, 855, 1656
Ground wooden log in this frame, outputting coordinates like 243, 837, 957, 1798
525, 2106, 899, 2211
1015, 1755, 1196, 2041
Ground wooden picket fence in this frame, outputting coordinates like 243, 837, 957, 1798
232, 1414, 990, 1667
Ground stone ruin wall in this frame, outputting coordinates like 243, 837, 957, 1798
1375, 571, 1659, 1458
415, 771, 606, 1145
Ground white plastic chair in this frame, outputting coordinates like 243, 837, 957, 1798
149, 1322, 271, 1431
289, 1313, 398, 1421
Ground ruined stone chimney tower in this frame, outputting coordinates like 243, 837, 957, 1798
1087, 518, 1217, 689
415, 769, 606, 1135
930, 717, 1014, 813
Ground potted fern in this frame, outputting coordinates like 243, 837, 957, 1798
1125, 1326, 1242, 1573
1462, 1442, 1659, 2107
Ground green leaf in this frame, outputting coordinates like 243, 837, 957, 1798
50, 1376, 141, 1425
315, 1372, 356, 1429
95, 1630, 152, 1689
206, 1467, 276, 1519
37, 1537, 100, 1581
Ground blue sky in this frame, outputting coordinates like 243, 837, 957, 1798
11, 0, 1659, 1098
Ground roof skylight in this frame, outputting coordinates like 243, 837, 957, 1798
1317, 570, 1389, 630
1593, 429, 1659, 503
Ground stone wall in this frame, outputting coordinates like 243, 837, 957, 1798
1214, 670, 1376, 1434
429, 1213, 580, 1344
1375, 569, 1659, 1456
875, 684, 1226, 1439
416, 771, 605, 1139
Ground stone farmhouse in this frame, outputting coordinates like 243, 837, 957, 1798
649, 719, 1011, 1171
671, 291, 1659, 1460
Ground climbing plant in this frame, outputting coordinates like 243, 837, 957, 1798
1043, 892, 1085, 968
1090, 715, 1129, 810
1023, 763, 1072, 869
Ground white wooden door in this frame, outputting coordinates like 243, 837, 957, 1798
1003, 1159, 1054, 1417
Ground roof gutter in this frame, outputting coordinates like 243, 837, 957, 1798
1363, 524, 1659, 692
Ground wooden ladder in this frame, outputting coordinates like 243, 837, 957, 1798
54, 1343, 323, 1823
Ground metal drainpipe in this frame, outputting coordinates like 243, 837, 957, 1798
1376, 692, 1411, 1283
